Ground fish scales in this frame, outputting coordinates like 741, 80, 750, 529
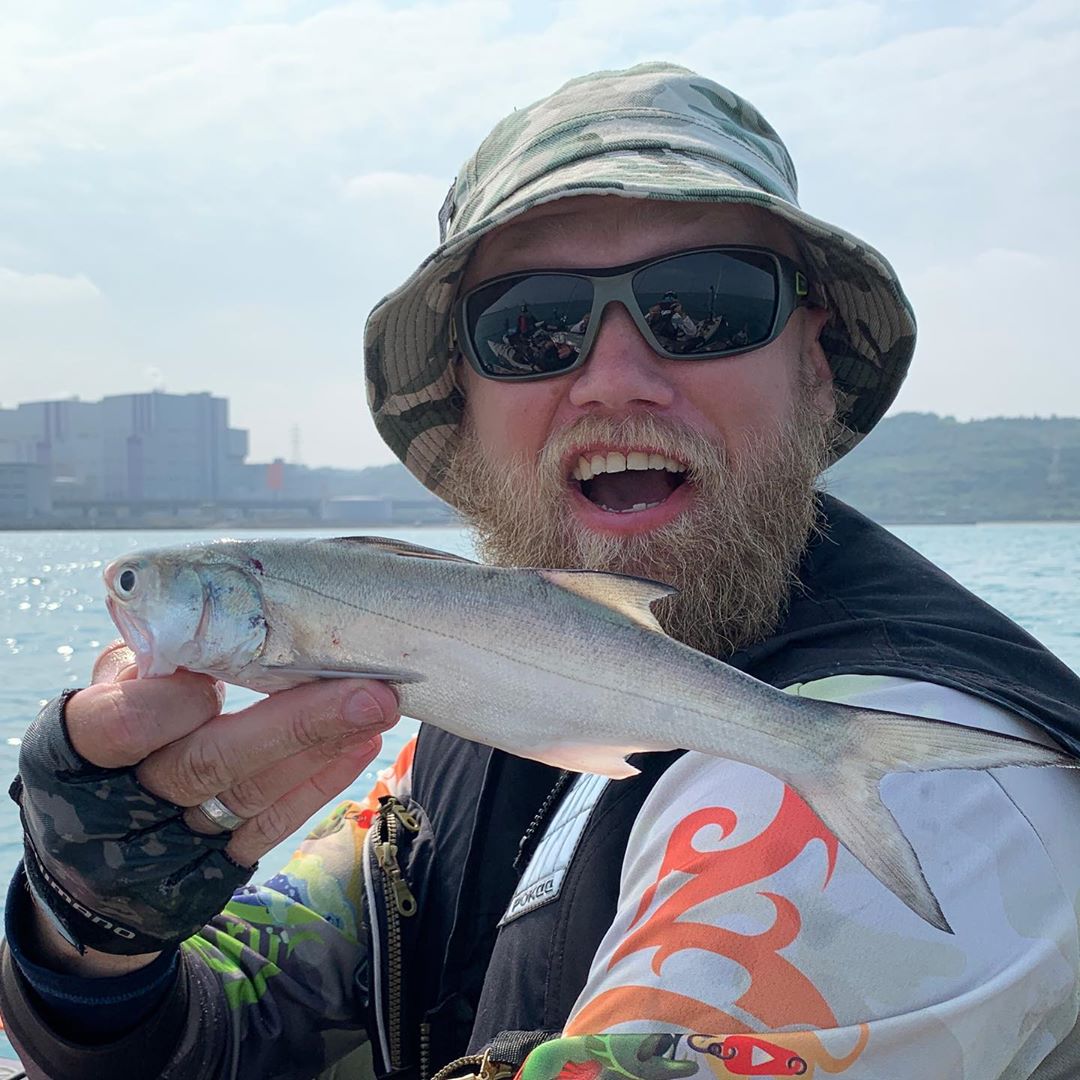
259, 540, 772, 764
102, 535, 1079, 933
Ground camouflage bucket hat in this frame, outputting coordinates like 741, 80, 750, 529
364, 61, 916, 502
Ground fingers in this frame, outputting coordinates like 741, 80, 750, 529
66, 671, 226, 769
91, 641, 138, 685
184, 729, 377, 834
207, 734, 384, 867
137, 678, 399, 807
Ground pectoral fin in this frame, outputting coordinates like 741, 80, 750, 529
261, 663, 424, 684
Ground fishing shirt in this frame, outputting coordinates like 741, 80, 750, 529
2, 674, 1079, 1080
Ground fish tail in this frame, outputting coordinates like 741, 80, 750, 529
778, 703, 1077, 933
834, 706, 1077, 774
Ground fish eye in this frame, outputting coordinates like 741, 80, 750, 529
116, 567, 138, 596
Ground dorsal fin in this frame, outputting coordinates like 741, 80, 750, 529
537, 569, 675, 633
327, 536, 475, 562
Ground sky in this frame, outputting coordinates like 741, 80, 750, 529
1, 0, 1078, 468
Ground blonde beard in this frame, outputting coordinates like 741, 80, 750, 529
444, 386, 837, 658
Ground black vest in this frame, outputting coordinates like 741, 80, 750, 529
400, 497, 1080, 1073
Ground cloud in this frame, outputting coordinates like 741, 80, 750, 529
0, 1, 521, 161
0, 1, 1077, 466
0, 267, 103, 304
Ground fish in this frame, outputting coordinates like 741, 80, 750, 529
103, 534, 1076, 933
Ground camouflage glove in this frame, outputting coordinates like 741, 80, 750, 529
10, 691, 256, 956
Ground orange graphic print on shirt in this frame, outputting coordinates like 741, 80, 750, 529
569, 785, 839, 1034
563, 786, 870, 1074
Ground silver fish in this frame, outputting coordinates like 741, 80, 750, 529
103, 534, 1076, 933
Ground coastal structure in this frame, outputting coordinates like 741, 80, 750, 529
0, 463, 52, 523
0, 393, 245, 503
0, 392, 452, 527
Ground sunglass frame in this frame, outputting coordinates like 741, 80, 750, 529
453, 245, 811, 383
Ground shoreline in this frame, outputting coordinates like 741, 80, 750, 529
0, 520, 463, 533
5, 518, 1080, 533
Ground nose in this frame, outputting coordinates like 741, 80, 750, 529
567, 301, 676, 412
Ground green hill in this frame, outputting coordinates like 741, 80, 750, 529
824, 413, 1080, 522
339, 413, 1080, 525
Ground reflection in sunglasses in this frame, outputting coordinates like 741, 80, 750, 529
460, 247, 803, 380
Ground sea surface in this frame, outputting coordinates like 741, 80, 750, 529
0, 522, 1078, 1057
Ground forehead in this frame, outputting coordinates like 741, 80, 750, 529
463, 194, 801, 288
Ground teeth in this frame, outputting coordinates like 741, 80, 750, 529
573, 450, 688, 480
599, 501, 663, 513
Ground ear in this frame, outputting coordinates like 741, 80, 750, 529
449, 353, 471, 407
799, 307, 836, 419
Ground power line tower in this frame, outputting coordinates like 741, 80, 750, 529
290, 425, 302, 467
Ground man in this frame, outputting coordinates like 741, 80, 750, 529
4, 63, 1080, 1080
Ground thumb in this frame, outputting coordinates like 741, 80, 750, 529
92, 641, 139, 684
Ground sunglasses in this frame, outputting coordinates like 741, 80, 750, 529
453, 246, 811, 382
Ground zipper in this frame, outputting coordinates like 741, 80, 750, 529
429, 1049, 515, 1080
513, 770, 571, 873
420, 1021, 432, 1080
374, 795, 420, 1071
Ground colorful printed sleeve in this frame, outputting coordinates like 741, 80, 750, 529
511, 678, 1080, 1080
3, 735, 419, 1080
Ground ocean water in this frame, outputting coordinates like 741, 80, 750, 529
0, 522, 1078, 1058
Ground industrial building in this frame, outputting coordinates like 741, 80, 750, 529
0, 464, 52, 523
0, 391, 451, 527
0, 392, 247, 503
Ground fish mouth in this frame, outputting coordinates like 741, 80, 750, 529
563, 445, 692, 531
105, 595, 157, 677
105, 594, 183, 678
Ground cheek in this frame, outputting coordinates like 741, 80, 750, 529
678, 351, 799, 438
464, 378, 563, 457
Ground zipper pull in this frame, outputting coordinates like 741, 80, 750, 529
374, 796, 419, 916
478, 1050, 515, 1080
374, 841, 399, 871
389, 875, 418, 917
392, 801, 421, 832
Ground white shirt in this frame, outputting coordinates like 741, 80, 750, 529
559, 676, 1080, 1080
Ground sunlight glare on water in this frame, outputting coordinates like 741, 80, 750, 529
1, 522, 1079, 883
0, 521, 1078, 1060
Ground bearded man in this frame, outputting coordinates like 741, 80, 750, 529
5, 63, 1080, 1080
443, 195, 834, 661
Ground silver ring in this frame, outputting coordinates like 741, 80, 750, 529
196, 795, 247, 832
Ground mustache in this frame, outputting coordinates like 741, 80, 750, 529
445, 390, 835, 657
536, 414, 727, 485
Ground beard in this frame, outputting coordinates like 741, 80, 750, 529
443, 378, 837, 658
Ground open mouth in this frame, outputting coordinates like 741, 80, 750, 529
569, 448, 689, 514
105, 594, 155, 675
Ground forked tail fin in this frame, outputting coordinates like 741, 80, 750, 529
778, 704, 1077, 933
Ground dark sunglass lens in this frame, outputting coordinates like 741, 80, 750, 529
465, 274, 593, 377
633, 251, 779, 356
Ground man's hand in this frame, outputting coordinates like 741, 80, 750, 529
16, 641, 398, 977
